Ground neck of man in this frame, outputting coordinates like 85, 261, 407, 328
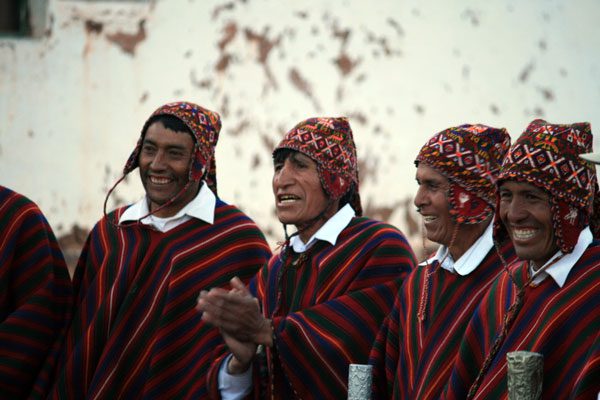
447, 217, 491, 261
296, 200, 340, 244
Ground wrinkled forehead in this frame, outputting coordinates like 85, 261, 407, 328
273, 148, 317, 165
415, 163, 450, 185
498, 179, 548, 195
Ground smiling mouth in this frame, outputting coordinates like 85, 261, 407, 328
422, 215, 438, 223
149, 176, 172, 185
278, 194, 301, 203
512, 228, 537, 241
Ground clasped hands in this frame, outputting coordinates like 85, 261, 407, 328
196, 277, 272, 374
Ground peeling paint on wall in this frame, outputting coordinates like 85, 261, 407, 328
105, 19, 146, 55
1, 0, 600, 261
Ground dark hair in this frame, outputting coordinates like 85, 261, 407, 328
144, 114, 193, 138
272, 148, 294, 164
272, 148, 354, 211
338, 182, 357, 211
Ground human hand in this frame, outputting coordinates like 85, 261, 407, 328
197, 277, 272, 346
222, 330, 257, 375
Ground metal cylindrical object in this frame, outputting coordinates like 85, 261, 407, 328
506, 351, 543, 400
347, 364, 372, 400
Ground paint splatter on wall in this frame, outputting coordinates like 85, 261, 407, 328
1, 0, 600, 264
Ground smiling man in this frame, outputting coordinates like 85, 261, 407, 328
444, 119, 600, 399
198, 116, 416, 399
368, 124, 516, 399
45, 102, 271, 399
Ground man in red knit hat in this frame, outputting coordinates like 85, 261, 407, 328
368, 124, 516, 399
45, 101, 272, 399
444, 119, 600, 399
198, 116, 416, 399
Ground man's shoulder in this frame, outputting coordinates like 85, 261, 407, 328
214, 198, 255, 221
213, 198, 266, 234
347, 216, 407, 237
0, 185, 39, 211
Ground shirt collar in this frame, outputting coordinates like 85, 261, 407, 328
119, 181, 216, 226
530, 227, 592, 287
420, 220, 494, 276
289, 204, 355, 253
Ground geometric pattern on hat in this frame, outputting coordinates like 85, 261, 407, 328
416, 124, 511, 224
123, 101, 222, 193
273, 116, 362, 215
495, 119, 597, 253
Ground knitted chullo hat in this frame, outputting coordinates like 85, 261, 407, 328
415, 124, 511, 224
495, 119, 600, 253
124, 101, 221, 193
273, 117, 362, 216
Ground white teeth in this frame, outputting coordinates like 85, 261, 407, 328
279, 195, 299, 202
150, 176, 170, 185
512, 228, 536, 240
423, 216, 437, 223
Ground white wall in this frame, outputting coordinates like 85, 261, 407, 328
2, 0, 600, 252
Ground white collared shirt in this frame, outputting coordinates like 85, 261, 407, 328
218, 203, 356, 399
118, 182, 216, 232
530, 227, 592, 287
419, 220, 494, 276
289, 203, 356, 253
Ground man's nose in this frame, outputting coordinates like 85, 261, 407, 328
150, 150, 167, 169
274, 161, 294, 186
505, 197, 528, 221
414, 186, 427, 210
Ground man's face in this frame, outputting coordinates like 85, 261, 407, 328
499, 180, 558, 268
139, 121, 200, 217
414, 164, 457, 246
272, 151, 330, 229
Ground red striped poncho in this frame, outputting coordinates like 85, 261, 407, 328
46, 199, 271, 399
443, 241, 600, 400
0, 186, 72, 399
207, 216, 416, 399
369, 240, 515, 399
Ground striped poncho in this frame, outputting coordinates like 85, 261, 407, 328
207, 216, 417, 399
369, 240, 515, 399
443, 241, 600, 400
47, 199, 271, 399
0, 186, 72, 399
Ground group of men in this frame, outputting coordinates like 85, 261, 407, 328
1, 100, 598, 399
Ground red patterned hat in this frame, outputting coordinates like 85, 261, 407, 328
416, 124, 511, 224
496, 119, 599, 253
124, 101, 221, 193
273, 117, 362, 215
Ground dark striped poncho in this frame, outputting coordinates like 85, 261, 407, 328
369, 240, 515, 399
443, 241, 600, 400
0, 186, 72, 399
207, 216, 416, 399
47, 199, 271, 399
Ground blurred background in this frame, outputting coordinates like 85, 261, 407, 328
1, 0, 599, 273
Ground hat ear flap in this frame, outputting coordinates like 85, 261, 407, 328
123, 138, 143, 174
319, 167, 352, 200
553, 198, 585, 254
448, 184, 492, 224
190, 151, 206, 181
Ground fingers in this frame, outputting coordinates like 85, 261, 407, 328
230, 276, 251, 296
